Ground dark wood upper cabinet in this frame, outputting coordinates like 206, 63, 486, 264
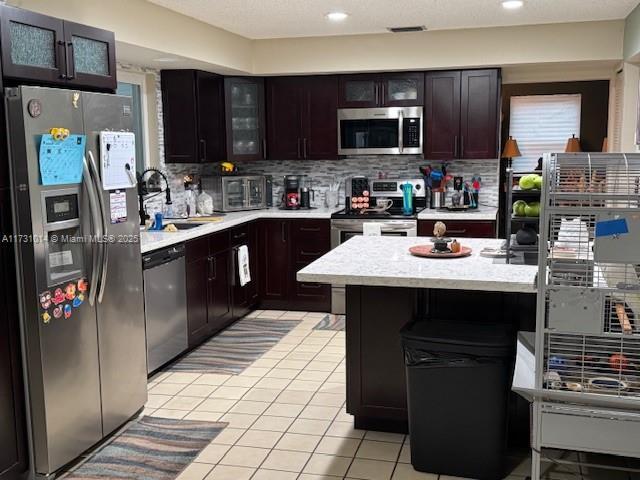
63, 20, 116, 91
425, 71, 461, 160
162, 70, 226, 164
0, 6, 66, 86
460, 69, 500, 159
224, 77, 266, 161
266, 77, 303, 160
301, 76, 338, 160
0, 5, 116, 91
339, 72, 423, 108
266, 76, 338, 160
424, 68, 500, 160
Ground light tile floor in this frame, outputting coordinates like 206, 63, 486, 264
146, 310, 634, 480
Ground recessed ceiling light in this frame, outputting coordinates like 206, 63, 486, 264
154, 57, 178, 63
502, 0, 524, 9
326, 11, 349, 21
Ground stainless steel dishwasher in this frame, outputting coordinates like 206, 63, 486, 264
142, 244, 188, 374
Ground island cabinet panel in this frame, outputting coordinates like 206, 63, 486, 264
258, 219, 331, 311
418, 219, 496, 238
346, 285, 417, 433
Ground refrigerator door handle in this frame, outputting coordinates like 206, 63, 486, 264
88, 150, 109, 303
83, 156, 101, 306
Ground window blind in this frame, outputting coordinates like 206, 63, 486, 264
509, 94, 582, 171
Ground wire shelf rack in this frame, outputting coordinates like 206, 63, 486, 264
526, 153, 640, 479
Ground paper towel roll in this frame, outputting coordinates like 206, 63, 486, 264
363, 223, 382, 236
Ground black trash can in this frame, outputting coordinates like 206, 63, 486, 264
400, 320, 515, 480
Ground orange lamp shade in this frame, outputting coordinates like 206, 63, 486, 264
565, 134, 582, 153
501, 136, 522, 158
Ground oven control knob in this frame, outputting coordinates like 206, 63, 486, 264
415, 184, 421, 190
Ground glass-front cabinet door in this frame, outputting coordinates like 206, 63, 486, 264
0, 5, 66, 85
339, 75, 379, 108
64, 21, 116, 90
224, 77, 265, 161
381, 73, 424, 107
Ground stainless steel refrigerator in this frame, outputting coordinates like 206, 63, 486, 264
5, 86, 147, 476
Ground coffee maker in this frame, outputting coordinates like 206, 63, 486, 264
281, 175, 305, 209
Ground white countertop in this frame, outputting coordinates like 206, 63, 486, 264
417, 205, 499, 221
297, 236, 537, 293
140, 207, 341, 253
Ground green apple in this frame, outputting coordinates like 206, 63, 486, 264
519, 174, 536, 190
524, 202, 540, 217
533, 175, 543, 190
513, 200, 527, 217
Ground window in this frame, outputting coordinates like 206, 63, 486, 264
116, 72, 148, 174
509, 94, 581, 171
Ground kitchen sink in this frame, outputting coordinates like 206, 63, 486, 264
171, 222, 204, 230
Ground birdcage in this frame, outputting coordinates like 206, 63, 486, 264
528, 153, 640, 479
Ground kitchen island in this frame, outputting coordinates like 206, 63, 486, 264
298, 236, 538, 434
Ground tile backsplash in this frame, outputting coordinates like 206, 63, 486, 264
126, 65, 500, 216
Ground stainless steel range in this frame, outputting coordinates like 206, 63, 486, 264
330, 177, 426, 314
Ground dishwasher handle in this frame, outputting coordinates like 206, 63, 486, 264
143, 244, 185, 269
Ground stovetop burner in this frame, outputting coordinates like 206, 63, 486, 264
331, 207, 425, 220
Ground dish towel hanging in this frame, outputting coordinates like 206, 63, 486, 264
238, 245, 251, 287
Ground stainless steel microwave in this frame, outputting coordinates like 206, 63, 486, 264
201, 175, 267, 212
338, 106, 423, 155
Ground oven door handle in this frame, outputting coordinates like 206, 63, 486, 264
398, 110, 404, 153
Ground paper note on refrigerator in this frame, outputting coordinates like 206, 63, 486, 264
99, 131, 137, 190
38, 134, 86, 185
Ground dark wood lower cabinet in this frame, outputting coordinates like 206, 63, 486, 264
0, 187, 28, 480
208, 250, 232, 334
418, 219, 496, 238
259, 219, 331, 312
186, 252, 210, 348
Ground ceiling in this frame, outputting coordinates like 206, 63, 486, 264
147, 0, 638, 39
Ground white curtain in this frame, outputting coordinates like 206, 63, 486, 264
509, 94, 582, 171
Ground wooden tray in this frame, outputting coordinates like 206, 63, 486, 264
409, 244, 472, 258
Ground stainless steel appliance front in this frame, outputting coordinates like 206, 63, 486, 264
338, 106, 423, 155
202, 175, 267, 212
6, 86, 147, 476
143, 245, 188, 373
330, 219, 417, 314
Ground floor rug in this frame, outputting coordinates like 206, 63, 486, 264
64, 416, 227, 480
314, 314, 345, 331
169, 317, 300, 373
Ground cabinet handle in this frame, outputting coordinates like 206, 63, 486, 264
303, 138, 308, 159
454, 135, 458, 158
297, 138, 301, 159
208, 256, 216, 280
262, 138, 267, 159
380, 83, 385, 105
65, 42, 75, 80
233, 231, 247, 240
57, 41, 67, 79
446, 229, 467, 235
300, 250, 323, 256
300, 283, 323, 290
460, 136, 464, 158
200, 139, 207, 161
374, 84, 379, 105
300, 227, 321, 232
231, 247, 238, 287
281, 222, 286, 243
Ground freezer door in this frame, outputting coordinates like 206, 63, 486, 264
5, 86, 102, 474
81, 91, 147, 436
